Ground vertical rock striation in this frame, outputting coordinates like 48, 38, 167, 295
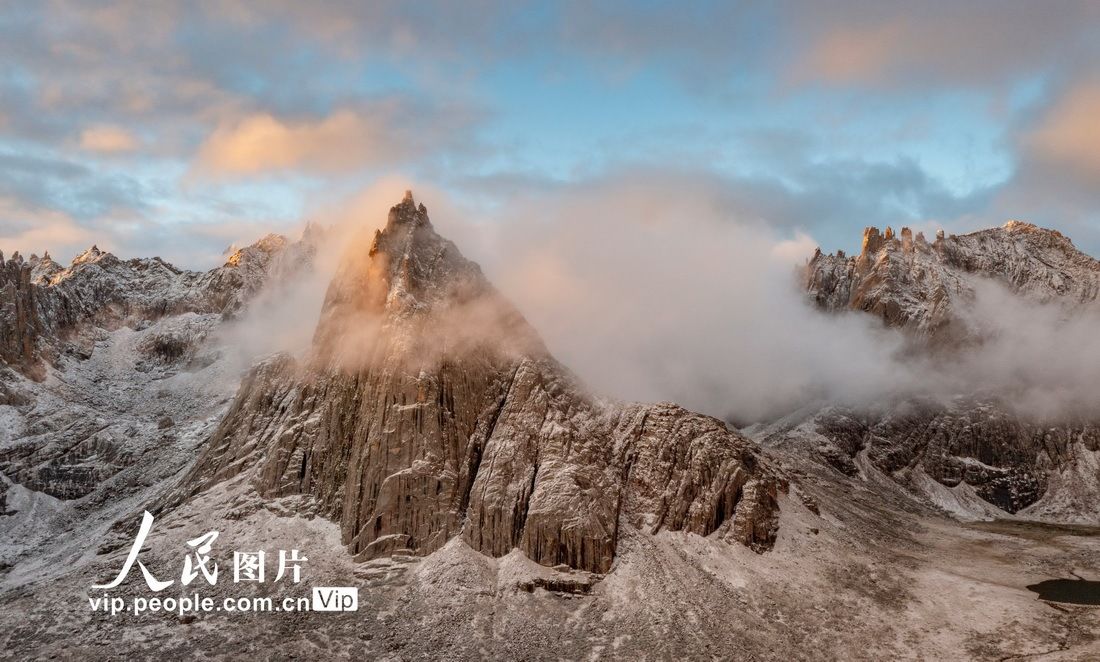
0, 252, 46, 379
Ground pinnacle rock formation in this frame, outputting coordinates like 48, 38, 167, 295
174, 192, 783, 572
784, 222, 1100, 523
806, 221, 1100, 341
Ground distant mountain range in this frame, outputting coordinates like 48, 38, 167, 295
1, 196, 1097, 659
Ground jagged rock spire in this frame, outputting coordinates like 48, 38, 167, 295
176, 191, 784, 575
313, 191, 536, 366
329, 192, 475, 314
73, 244, 107, 266
808, 219, 1100, 339
861, 226, 883, 256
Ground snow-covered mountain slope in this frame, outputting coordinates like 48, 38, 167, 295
0, 225, 323, 380
786, 223, 1100, 523
0, 224, 324, 562
2, 201, 1099, 660
0, 312, 241, 575
746, 397, 1100, 524
806, 221, 1100, 341
169, 192, 784, 573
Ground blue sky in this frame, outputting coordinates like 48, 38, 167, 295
2, 1, 1100, 267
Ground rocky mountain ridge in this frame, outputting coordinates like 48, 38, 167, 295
0, 225, 323, 380
171, 192, 784, 573
0, 225, 324, 506
2, 203, 1098, 660
784, 221, 1100, 523
805, 221, 1100, 341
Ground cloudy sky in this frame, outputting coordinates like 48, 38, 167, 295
3, 1, 1100, 268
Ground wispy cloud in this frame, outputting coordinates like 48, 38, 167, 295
1, 1, 1100, 265
192, 100, 480, 177
79, 125, 141, 153
1026, 80, 1100, 183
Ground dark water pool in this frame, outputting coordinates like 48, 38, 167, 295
1026, 579, 1100, 606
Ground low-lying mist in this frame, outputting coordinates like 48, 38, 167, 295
213, 174, 1100, 424
944, 279, 1100, 420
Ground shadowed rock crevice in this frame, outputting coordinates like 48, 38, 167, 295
174, 192, 784, 573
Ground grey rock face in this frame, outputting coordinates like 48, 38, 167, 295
762, 399, 1100, 514
0, 253, 46, 379
174, 192, 783, 572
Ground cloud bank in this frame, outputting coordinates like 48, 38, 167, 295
436, 178, 1100, 422
4, 1, 1100, 266
189, 175, 1100, 428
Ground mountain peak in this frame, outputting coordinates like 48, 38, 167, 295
224, 233, 289, 268
175, 193, 782, 579
72, 244, 112, 267
361, 192, 480, 308
381, 189, 431, 233
1003, 219, 1037, 232
313, 193, 535, 365
808, 221, 1100, 338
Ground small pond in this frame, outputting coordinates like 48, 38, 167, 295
1026, 578, 1100, 606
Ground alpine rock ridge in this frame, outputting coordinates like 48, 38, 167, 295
0, 228, 322, 503
2, 199, 1098, 660
171, 191, 784, 573
765, 222, 1100, 522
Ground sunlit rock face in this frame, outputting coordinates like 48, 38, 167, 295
806, 221, 1100, 342
176, 192, 783, 573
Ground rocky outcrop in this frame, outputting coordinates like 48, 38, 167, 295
0, 418, 134, 500
759, 398, 1100, 514
173, 192, 783, 573
806, 221, 1100, 341
793, 223, 1100, 521
0, 252, 47, 379
0, 227, 323, 379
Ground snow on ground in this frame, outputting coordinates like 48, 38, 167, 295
1023, 443, 1100, 526
3, 434, 1098, 660
0, 313, 247, 587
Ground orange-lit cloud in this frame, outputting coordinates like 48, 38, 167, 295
195, 110, 399, 175
307, 175, 420, 227
1027, 82, 1100, 181
79, 125, 141, 152
788, 4, 1099, 89
798, 22, 903, 84
0, 197, 97, 254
